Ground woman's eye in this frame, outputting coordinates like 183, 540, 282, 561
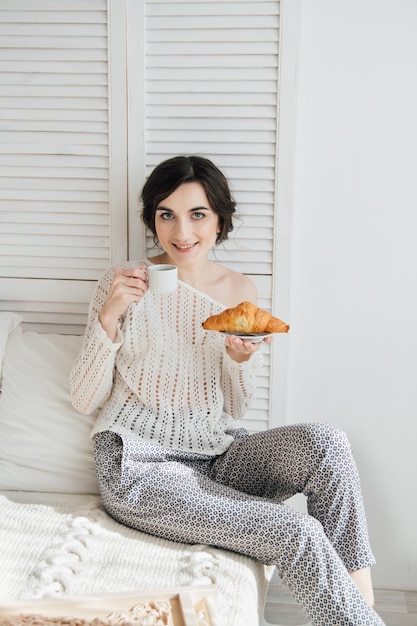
192, 212, 205, 220
160, 212, 174, 220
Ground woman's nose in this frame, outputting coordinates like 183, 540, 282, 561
174, 217, 191, 240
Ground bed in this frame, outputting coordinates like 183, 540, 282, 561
0, 311, 273, 626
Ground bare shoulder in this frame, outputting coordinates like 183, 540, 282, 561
211, 265, 258, 307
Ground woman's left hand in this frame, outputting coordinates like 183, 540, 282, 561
224, 335, 272, 363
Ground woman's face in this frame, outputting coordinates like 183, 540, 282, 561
154, 182, 220, 266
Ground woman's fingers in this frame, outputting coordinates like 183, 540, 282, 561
111, 266, 148, 297
224, 335, 262, 362
99, 265, 149, 340
103, 267, 149, 318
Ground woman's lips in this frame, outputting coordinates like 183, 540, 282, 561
173, 243, 197, 252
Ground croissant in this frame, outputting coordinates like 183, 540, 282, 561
202, 301, 289, 334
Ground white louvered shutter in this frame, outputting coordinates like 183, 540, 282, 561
0, 0, 283, 430
138, 0, 281, 432
0, 0, 127, 333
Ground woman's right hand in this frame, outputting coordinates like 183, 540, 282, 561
99, 265, 148, 341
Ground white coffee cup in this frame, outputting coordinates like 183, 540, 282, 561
147, 264, 178, 295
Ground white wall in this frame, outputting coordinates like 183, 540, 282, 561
286, 0, 417, 589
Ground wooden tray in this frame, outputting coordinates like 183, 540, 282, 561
0, 586, 218, 626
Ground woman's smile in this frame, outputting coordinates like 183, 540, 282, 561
173, 242, 198, 251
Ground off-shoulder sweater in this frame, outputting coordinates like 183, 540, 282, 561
69, 260, 263, 456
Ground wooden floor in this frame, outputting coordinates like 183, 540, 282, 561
264, 576, 417, 626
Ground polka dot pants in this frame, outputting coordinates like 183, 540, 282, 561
94, 423, 386, 626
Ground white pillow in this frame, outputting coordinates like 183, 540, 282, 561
0, 312, 22, 378
0, 320, 99, 493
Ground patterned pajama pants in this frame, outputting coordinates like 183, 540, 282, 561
94, 423, 385, 626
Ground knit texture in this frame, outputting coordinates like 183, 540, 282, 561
0, 493, 270, 626
70, 260, 263, 455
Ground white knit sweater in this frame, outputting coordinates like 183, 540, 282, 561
70, 260, 263, 455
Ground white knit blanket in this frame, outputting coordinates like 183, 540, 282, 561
0, 492, 271, 626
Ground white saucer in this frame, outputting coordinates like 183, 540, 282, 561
220, 331, 272, 343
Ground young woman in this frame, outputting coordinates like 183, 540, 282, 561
70, 155, 385, 626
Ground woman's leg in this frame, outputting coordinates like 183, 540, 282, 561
212, 423, 376, 574
350, 567, 375, 607
211, 423, 380, 616
95, 430, 384, 625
